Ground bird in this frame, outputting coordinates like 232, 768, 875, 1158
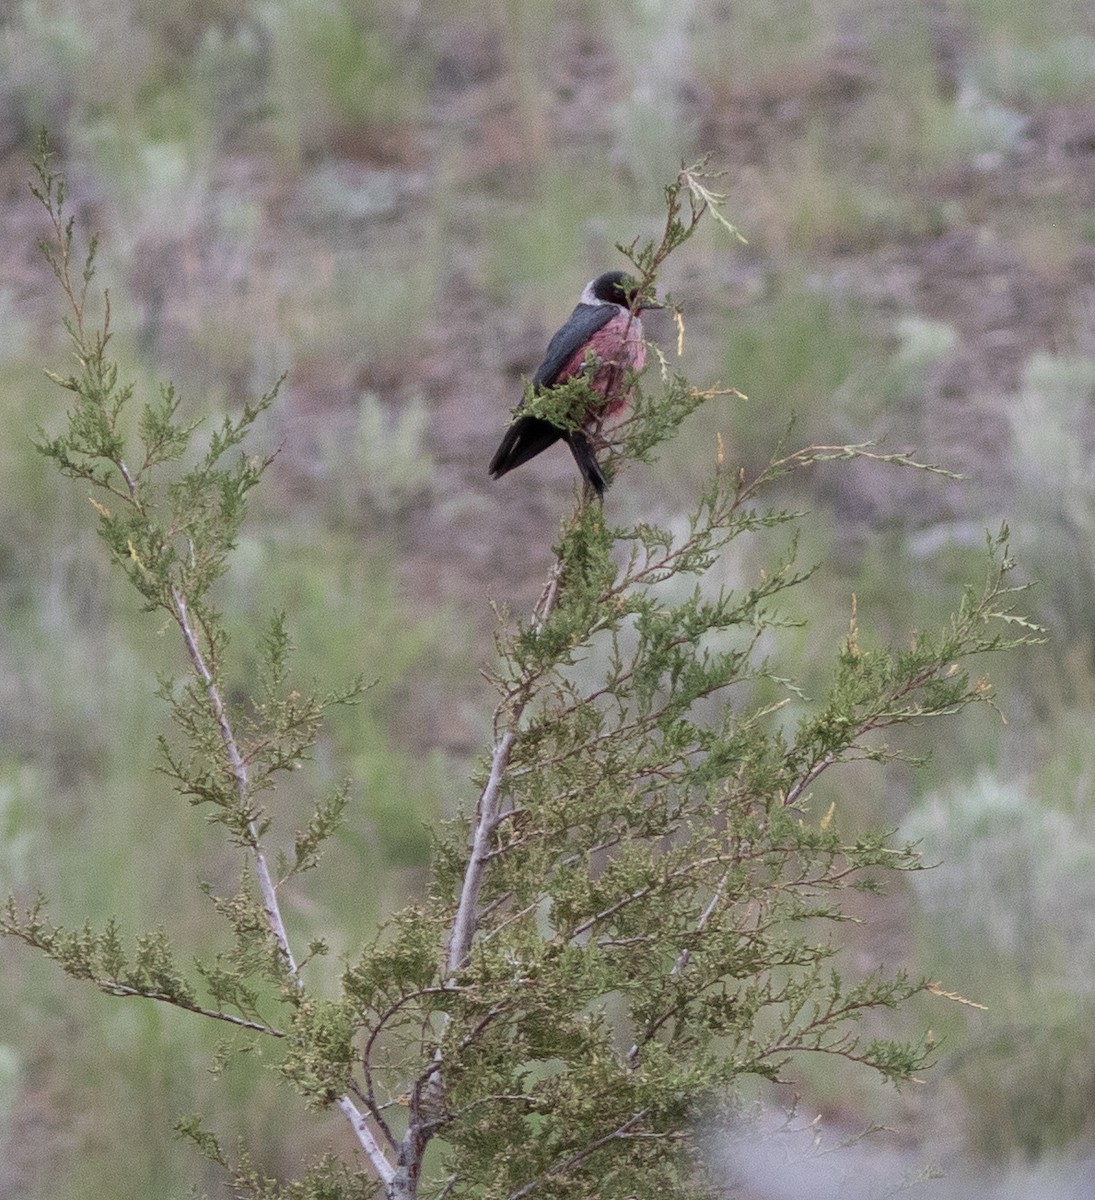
488, 270, 660, 497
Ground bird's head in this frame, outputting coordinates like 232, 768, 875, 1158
583, 270, 662, 312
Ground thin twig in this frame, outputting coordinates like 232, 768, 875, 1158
448, 556, 564, 975
566, 853, 726, 942
171, 585, 395, 1182
626, 866, 734, 1066
503, 1110, 651, 1200
671, 867, 732, 977
170, 586, 299, 977
35, 149, 399, 1191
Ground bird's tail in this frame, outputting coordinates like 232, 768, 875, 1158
565, 430, 606, 497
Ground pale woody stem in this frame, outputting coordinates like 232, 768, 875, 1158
169, 585, 395, 1183
170, 586, 298, 974
447, 555, 563, 975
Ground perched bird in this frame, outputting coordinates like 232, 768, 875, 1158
489, 270, 660, 497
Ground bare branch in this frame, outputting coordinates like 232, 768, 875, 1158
337, 1096, 396, 1189
448, 556, 565, 976
446, 727, 518, 976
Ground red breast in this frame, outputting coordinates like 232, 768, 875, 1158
556, 310, 646, 421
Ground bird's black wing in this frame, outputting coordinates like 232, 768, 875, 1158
532, 303, 617, 387
488, 415, 563, 479
489, 420, 606, 495
489, 302, 616, 486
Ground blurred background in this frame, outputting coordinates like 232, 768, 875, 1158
2, 0, 1095, 1196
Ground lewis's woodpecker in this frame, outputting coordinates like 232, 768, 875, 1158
489, 270, 659, 497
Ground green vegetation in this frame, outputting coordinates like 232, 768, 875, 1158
1, 0, 1094, 1196
1, 142, 1040, 1200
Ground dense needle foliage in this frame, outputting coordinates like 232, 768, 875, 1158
1, 139, 1039, 1200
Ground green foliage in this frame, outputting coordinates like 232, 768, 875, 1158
395, 471, 1030, 1198
174, 1122, 382, 1200
0, 895, 283, 1034
281, 997, 356, 1107
7, 129, 357, 1083
4, 145, 1040, 1200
